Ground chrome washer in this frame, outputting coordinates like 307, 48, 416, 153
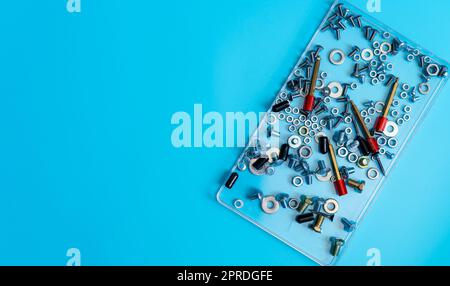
324, 199, 339, 215
261, 196, 280, 214
383, 121, 399, 138
328, 82, 344, 99
329, 49, 346, 65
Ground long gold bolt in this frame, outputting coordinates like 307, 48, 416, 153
312, 214, 325, 233
382, 78, 400, 118
328, 143, 342, 181
308, 57, 321, 96
350, 100, 372, 139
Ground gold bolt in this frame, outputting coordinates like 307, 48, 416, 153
347, 179, 365, 192
297, 197, 313, 213
312, 214, 326, 233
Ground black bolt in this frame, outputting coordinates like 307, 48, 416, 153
279, 144, 290, 161
341, 83, 350, 97
296, 213, 315, 224
385, 74, 395, 86
318, 136, 329, 154
328, 13, 339, 22
336, 4, 344, 16
314, 45, 324, 58
333, 116, 344, 129
272, 100, 290, 112
225, 172, 239, 189
313, 97, 324, 110
359, 64, 369, 73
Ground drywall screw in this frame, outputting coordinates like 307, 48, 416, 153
354, 15, 362, 28
337, 19, 346, 30
321, 22, 334, 32
313, 97, 325, 110
333, 116, 345, 129
315, 105, 328, 116
347, 179, 365, 192
336, 4, 344, 16
347, 15, 355, 27
297, 197, 313, 213
369, 29, 378, 41
348, 46, 360, 58
314, 45, 324, 58
334, 28, 341, 40
328, 13, 339, 22
341, 218, 357, 232
385, 75, 395, 86
359, 65, 369, 73
330, 238, 345, 256
364, 26, 372, 39
363, 100, 375, 108
341, 8, 349, 18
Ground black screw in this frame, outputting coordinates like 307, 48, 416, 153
369, 28, 378, 41
321, 22, 334, 32
335, 28, 341, 40
348, 46, 360, 58
354, 16, 362, 28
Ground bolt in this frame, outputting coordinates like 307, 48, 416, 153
359, 64, 369, 74
288, 155, 300, 169
326, 117, 334, 130
347, 179, 365, 192
316, 160, 328, 175
306, 66, 312, 79
297, 197, 313, 213
411, 95, 421, 103
330, 238, 345, 257
341, 218, 357, 232
341, 8, 349, 18
385, 151, 396, 160
304, 173, 314, 185
312, 198, 325, 213
347, 140, 360, 152
312, 213, 326, 233
248, 190, 263, 201
276, 193, 290, 209
363, 100, 375, 108
359, 74, 366, 84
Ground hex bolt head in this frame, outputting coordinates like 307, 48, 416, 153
297, 197, 313, 214
330, 237, 345, 257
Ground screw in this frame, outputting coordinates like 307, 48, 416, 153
359, 74, 366, 84
313, 97, 325, 110
347, 179, 365, 192
316, 160, 329, 176
347, 140, 360, 152
328, 13, 339, 22
330, 237, 345, 256
341, 218, 357, 232
363, 100, 375, 108
347, 15, 355, 27
341, 8, 349, 18
385, 75, 395, 86
359, 64, 369, 74
297, 197, 313, 213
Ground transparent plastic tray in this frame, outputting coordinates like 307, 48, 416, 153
217, 0, 449, 266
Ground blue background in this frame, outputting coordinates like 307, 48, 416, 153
0, 0, 449, 266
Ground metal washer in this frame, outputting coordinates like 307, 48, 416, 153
329, 49, 346, 65
324, 199, 339, 215
327, 82, 344, 98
